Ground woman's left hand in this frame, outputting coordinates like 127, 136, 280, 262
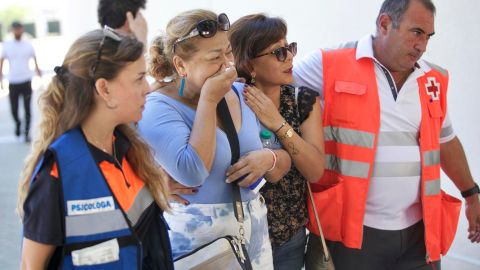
243, 85, 284, 130
225, 149, 274, 188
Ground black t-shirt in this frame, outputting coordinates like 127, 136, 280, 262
23, 131, 173, 269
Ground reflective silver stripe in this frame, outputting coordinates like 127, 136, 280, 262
324, 126, 375, 149
424, 60, 448, 76
324, 41, 358, 51
66, 209, 129, 237
423, 150, 440, 166
440, 126, 454, 138
425, 179, 441, 196
377, 131, 418, 146
372, 162, 421, 177
325, 154, 370, 179
127, 186, 154, 226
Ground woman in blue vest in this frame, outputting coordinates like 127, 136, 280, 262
17, 28, 173, 269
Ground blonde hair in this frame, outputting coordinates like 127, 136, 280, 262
148, 9, 218, 82
18, 29, 170, 217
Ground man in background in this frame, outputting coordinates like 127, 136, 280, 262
0, 21, 42, 142
97, 0, 148, 45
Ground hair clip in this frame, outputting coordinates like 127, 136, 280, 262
54, 66, 66, 76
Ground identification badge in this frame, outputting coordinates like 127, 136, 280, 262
72, 238, 120, 266
67, 196, 115, 216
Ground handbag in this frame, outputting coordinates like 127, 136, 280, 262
174, 96, 253, 270
305, 183, 336, 270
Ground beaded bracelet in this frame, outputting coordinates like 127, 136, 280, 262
265, 148, 277, 172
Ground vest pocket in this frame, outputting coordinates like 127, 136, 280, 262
307, 177, 344, 241
330, 81, 367, 126
440, 190, 461, 255
334, 81, 366, 95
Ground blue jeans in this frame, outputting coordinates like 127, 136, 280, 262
272, 227, 307, 270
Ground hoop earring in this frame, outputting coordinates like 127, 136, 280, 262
179, 76, 186, 97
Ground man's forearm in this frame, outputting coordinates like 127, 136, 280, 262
440, 136, 476, 192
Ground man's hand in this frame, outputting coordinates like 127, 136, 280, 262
466, 195, 480, 243
126, 11, 148, 45
167, 174, 199, 206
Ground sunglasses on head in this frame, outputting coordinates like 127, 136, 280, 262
173, 13, 230, 52
255, 42, 297, 62
91, 25, 123, 77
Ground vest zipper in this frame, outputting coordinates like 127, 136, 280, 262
113, 154, 131, 188
117, 164, 131, 188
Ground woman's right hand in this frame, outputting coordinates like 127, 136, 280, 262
167, 174, 199, 206
200, 64, 237, 104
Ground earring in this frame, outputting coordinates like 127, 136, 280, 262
106, 100, 118, 109
250, 74, 256, 84
179, 75, 186, 97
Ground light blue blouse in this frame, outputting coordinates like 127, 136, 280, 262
138, 83, 263, 204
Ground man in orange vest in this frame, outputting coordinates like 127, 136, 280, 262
294, 0, 480, 269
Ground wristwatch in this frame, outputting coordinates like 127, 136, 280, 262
279, 127, 294, 139
461, 182, 480, 198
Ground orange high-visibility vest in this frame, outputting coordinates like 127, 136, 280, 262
307, 43, 462, 262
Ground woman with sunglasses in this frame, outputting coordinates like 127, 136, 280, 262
138, 9, 292, 269
18, 28, 173, 270
229, 14, 325, 270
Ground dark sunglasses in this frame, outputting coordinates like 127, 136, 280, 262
255, 42, 297, 62
91, 25, 123, 77
173, 13, 230, 51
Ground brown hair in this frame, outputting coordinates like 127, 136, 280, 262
229, 13, 287, 82
148, 9, 218, 82
18, 29, 170, 217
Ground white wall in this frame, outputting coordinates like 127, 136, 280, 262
61, 0, 480, 265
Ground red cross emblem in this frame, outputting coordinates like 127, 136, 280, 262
425, 77, 440, 101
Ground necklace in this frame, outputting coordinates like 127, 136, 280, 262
82, 129, 112, 154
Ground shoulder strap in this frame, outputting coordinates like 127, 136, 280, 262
216, 92, 253, 269
216, 97, 244, 223
217, 97, 240, 164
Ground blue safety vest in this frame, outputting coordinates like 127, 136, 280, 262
31, 128, 142, 269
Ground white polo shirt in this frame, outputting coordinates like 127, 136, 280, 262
293, 34, 455, 230
1, 38, 35, 84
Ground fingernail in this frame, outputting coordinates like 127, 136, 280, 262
184, 201, 190, 206
192, 189, 199, 193
225, 178, 231, 183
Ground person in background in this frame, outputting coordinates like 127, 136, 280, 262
97, 0, 148, 45
229, 14, 325, 270
18, 28, 173, 270
293, 0, 480, 269
0, 21, 42, 142
138, 9, 292, 269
